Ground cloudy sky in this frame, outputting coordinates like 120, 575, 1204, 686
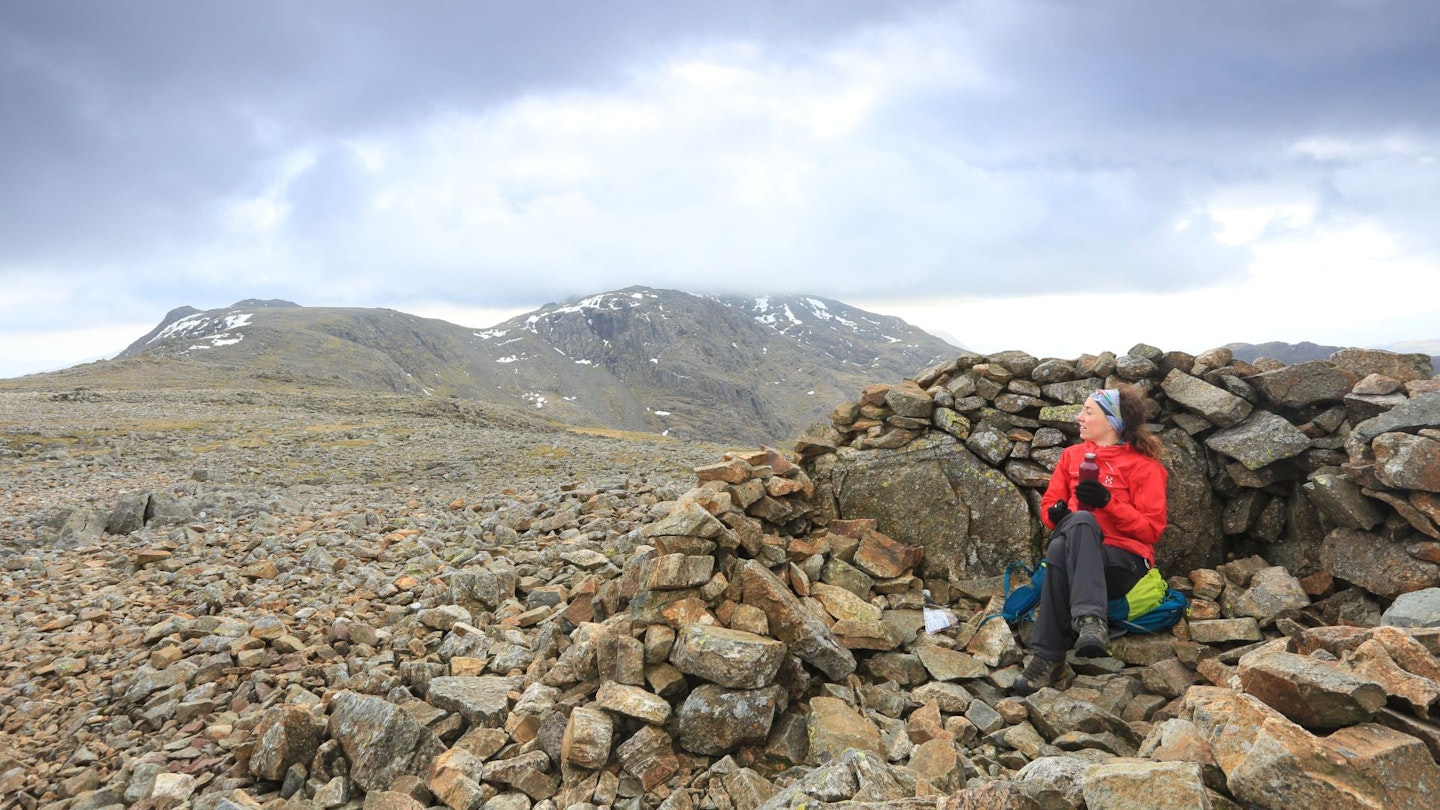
4, 1, 1439, 378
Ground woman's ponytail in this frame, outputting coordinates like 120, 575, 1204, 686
1117, 383, 1162, 459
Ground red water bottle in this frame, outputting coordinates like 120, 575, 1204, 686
1077, 452, 1099, 511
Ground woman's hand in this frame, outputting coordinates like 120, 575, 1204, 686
1047, 499, 1070, 524
1076, 480, 1111, 509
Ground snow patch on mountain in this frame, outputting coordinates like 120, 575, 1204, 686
151, 311, 254, 354
523, 290, 660, 332
151, 311, 253, 344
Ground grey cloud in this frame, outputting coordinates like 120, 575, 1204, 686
2, 0, 1437, 317
0, 0, 913, 272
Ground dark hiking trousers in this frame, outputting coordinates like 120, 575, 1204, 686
1030, 511, 1149, 663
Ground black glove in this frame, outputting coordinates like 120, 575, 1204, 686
1076, 479, 1111, 509
1047, 499, 1070, 525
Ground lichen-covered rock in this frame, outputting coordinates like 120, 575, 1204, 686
1080, 760, 1211, 810
1205, 411, 1312, 470
1320, 527, 1440, 599
669, 624, 786, 689
248, 705, 323, 781
810, 432, 1033, 580
675, 684, 783, 756
1247, 360, 1358, 408
1372, 432, 1440, 492
328, 691, 446, 792
426, 675, 520, 727
1161, 369, 1253, 428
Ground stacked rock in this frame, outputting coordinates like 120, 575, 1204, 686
796, 345, 1440, 590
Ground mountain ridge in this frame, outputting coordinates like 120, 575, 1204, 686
1227, 339, 1440, 371
24, 288, 953, 444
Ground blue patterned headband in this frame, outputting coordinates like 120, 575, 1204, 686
1093, 389, 1125, 436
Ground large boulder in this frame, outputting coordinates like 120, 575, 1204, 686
1157, 430, 1224, 575
328, 691, 446, 792
807, 432, 1034, 579
1247, 361, 1358, 409
1319, 528, 1440, 599
1351, 392, 1440, 445
1330, 348, 1433, 383
1205, 412, 1311, 470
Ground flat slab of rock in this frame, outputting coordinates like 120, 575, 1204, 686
1161, 369, 1253, 428
1320, 527, 1440, 599
1205, 411, 1311, 470
595, 681, 672, 725
1237, 651, 1387, 729
426, 675, 521, 727
1382, 588, 1440, 627
1080, 759, 1211, 810
914, 644, 987, 681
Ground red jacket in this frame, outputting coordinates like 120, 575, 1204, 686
1040, 441, 1168, 563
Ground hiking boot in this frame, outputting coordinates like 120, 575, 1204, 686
1074, 614, 1109, 658
1012, 655, 1062, 697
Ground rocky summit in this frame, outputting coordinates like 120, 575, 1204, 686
4, 341, 1440, 810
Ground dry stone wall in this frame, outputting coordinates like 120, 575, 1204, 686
791, 344, 1440, 592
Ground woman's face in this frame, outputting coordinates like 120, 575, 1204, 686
1077, 396, 1121, 445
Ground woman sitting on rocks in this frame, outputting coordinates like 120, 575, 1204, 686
1013, 384, 1169, 696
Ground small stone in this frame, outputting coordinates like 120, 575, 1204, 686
149, 773, 197, 810
1382, 588, 1440, 627
806, 696, 883, 765
562, 706, 614, 769
1187, 618, 1262, 644
595, 681, 671, 725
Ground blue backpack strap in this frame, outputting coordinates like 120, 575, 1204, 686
976, 560, 1039, 629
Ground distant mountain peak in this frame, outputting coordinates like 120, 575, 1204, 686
77, 288, 955, 443
230, 298, 300, 309
521, 288, 665, 332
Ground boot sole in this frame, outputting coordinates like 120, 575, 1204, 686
1075, 636, 1108, 657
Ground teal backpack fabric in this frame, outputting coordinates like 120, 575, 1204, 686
997, 560, 1046, 625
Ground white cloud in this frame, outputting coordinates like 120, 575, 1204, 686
0, 323, 148, 379
870, 218, 1440, 358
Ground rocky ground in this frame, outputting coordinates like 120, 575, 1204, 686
5, 384, 1440, 810
0, 389, 725, 808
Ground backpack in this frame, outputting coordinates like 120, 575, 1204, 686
995, 560, 1046, 625
1107, 568, 1189, 634
987, 560, 1189, 634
